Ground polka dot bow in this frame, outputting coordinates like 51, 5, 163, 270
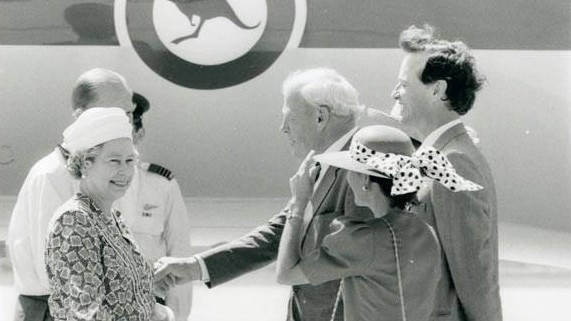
350, 140, 483, 196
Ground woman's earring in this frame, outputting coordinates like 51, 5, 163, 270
362, 176, 370, 192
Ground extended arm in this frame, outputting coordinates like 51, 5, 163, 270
279, 214, 377, 287
197, 207, 287, 287
276, 151, 316, 285
154, 208, 288, 288
275, 205, 309, 285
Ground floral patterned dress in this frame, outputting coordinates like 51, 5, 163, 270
46, 193, 155, 320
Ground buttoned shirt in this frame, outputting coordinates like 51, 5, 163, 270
114, 163, 193, 321
46, 193, 155, 320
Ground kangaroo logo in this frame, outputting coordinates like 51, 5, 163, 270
167, 0, 261, 44
124, 0, 303, 89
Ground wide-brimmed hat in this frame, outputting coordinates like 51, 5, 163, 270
314, 125, 414, 179
62, 107, 132, 154
314, 125, 483, 195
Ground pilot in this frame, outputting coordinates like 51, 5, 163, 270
114, 93, 193, 321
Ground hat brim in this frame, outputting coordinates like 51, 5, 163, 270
314, 151, 388, 179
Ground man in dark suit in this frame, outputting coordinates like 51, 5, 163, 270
154, 68, 375, 321
391, 25, 502, 321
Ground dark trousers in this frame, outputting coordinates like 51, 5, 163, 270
15, 295, 53, 321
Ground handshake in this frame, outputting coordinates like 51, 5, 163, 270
144, 257, 202, 321
153, 256, 203, 298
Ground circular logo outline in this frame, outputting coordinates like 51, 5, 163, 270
122, 0, 300, 89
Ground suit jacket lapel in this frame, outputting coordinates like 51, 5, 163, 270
417, 123, 468, 218
300, 166, 340, 247
300, 137, 352, 241
310, 135, 352, 215
310, 166, 339, 214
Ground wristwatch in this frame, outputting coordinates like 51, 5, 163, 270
285, 208, 302, 220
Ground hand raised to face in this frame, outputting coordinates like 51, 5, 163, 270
289, 150, 317, 213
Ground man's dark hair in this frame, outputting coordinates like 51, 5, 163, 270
132, 93, 150, 132
399, 25, 485, 115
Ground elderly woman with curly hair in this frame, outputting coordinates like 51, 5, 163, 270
45, 107, 172, 321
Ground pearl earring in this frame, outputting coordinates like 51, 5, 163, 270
362, 185, 368, 192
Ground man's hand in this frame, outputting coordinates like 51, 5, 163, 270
289, 150, 316, 214
154, 256, 202, 286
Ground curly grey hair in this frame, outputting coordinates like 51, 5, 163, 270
66, 144, 104, 179
281, 68, 363, 119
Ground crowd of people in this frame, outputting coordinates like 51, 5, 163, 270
7, 24, 502, 321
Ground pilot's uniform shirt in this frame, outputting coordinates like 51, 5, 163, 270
114, 162, 193, 321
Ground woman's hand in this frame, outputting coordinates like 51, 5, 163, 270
289, 150, 317, 214
151, 303, 175, 321
153, 274, 175, 300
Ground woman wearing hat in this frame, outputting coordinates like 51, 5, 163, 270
277, 125, 483, 321
44, 108, 173, 321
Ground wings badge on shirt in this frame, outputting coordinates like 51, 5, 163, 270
142, 204, 159, 217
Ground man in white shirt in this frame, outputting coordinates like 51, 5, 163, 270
114, 93, 193, 321
390, 25, 502, 321
8, 68, 134, 321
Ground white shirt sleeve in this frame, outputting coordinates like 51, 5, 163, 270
194, 254, 211, 282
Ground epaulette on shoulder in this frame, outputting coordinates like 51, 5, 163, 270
145, 163, 174, 180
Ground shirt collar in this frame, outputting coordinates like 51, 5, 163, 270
313, 127, 358, 190
420, 119, 463, 148
324, 127, 359, 153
